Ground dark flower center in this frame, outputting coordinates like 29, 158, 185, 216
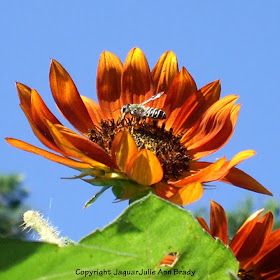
87, 118, 190, 181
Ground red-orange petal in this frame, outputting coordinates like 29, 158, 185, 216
155, 181, 203, 205
252, 229, 280, 273
210, 201, 228, 245
183, 95, 239, 160
259, 269, 280, 280
234, 212, 273, 264
45, 120, 108, 169
200, 150, 256, 183
111, 131, 138, 171
121, 48, 154, 105
177, 150, 255, 187
96, 51, 123, 120
151, 51, 179, 107
31, 89, 62, 132
169, 157, 226, 186
190, 151, 271, 195
221, 167, 272, 195
49, 59, 94, 133
168, 182, 203, 205
254, 229, 280, 263
19, 105, 65, 155
53, 124, 118, 170
170, 80, 221, 133
164, 67, 198, 129
16, 84, 63, 153
158, 254, 178, 267
230, 209, 264, 257
81, 95, 104, 125
125, 149, 163, 185
16, 82, 32, 109
5, 138, 92, 169
197, 217, 211, 234
154, 182, 178, 199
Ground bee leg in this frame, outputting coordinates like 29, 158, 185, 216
120, 113, 126, 122
132, 117, 140, 126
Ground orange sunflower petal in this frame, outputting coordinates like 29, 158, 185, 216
49, 59, 94, 133
200, 150, 256, 183
155, 181, 203, 205
5, 138, 92, 169
233, 212, 274, 264
111, 131, 138, 171
16, 82, 32, 109
45, 120, 109, 169
183, 95, 240, 160
168, 182, 203, 205
151, 50, 179, 107
254, 229, 280, 263
16, 84, 62, 150
164, 67, 198, 129
121, 48, 153, 105
252, 229, 280, 273
210, 200, 228, 245
154, 182, 178, 199
196, 217, 211, 234
169, 157, 226, 186
171, 80, 221, 133
158, 254, 178, 267
52, 123, 118, 169
221, 167, 272, 195
174, 150, 255, 187
31, 89, 62, 132
230, 209, 264, 257
81, 95, 104, 125
19, 105, 65, 155
96, 51, 123, 119
191, 150, 272, 195
260, 270, 280, 280
125, 149, 163, 185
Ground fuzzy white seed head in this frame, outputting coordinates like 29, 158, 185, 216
22, 210, 69, 247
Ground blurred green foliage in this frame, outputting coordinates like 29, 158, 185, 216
0, 174, 29, 238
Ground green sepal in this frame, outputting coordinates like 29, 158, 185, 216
84, 186, 111, 209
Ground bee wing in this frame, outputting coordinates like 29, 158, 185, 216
141, 91, 165, 105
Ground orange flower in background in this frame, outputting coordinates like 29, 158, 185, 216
6, 48, 272, 206
197, 201, 280, 280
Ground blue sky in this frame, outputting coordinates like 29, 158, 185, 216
1, 1, 279, 241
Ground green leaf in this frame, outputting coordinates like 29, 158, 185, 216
0, 194, 238, 280
228, 273, 241, 280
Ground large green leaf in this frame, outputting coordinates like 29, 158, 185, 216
0, 194, 238, 279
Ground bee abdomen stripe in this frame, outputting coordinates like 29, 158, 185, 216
156, 110, 166, 119
146, 107, 166, 119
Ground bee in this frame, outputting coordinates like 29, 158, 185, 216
120, 91, 166, 121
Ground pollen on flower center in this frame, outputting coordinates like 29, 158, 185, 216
87, 118, 190, 181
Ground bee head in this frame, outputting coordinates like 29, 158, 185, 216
121, 104, 131, 114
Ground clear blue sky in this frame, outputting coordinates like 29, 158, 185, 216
1, 1, 279, 241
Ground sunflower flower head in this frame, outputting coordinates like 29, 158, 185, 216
197, 201, 280, 280
6, 48, 272, 206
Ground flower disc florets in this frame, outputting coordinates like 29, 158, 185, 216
88, 118, 190, 181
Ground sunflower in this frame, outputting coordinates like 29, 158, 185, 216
6, 48, 272, 206
197, 201, 280, 280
